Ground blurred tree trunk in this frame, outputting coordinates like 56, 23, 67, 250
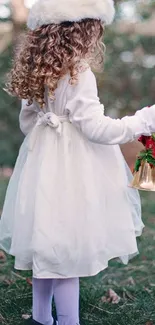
10, 0, 28, 45
0, 23, 12, 53
9, 0, 28, 143
11, 0, 28, 24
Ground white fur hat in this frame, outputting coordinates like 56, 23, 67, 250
27, 0, 115, 30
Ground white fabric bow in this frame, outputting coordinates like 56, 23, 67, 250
36, 111, 62, 135
28, 112, 69, 151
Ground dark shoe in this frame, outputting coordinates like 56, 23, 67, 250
23, 317, 43, 325
24, 317, 58, 325
53, 320, 58, 325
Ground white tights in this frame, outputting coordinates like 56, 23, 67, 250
32, 278, 80, 325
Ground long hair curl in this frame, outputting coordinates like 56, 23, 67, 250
7, 19, 105, 107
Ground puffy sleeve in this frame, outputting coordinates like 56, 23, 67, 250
66, 68, 151, 145
19, 99, 39, 135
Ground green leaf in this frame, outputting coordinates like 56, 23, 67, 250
146, 156, 155, 166
134, 158, 142, 172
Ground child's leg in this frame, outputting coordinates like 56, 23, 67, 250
32, 278, 54, 325
53, 278, 80, 325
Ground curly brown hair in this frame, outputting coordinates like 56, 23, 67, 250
7, 19, 104, 107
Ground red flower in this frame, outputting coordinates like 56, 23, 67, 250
145, 137, 154, 149
138, 135, 155, 150
138, 135, 147, 145
137, 107, 155, 166
138, 135, 152, 146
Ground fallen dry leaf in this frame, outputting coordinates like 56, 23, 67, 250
0, 251, 6, 262
0, 167, 13, 178
22, 314, 31, 320
4, 279, 13, 285
145, 322, 153, 325
26, 278, 32, 285
101, 289, 121, 304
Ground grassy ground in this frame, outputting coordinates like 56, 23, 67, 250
0, 177, 155, 325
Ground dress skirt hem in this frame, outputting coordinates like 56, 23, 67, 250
13, 246, 140, 279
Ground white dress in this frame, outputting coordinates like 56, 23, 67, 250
0, 66, 148, 279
